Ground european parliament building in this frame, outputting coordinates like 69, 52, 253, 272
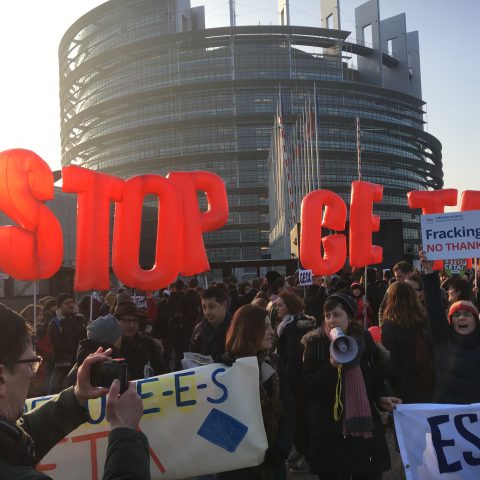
59, 0, 443, 266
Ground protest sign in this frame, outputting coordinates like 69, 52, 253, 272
298, 269, 313, 286
25, 357, 267, 480
444, 259, 468, 277
394, 403, 480, 480
420, 210, 480, 261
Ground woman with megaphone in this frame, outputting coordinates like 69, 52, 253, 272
302, 291, 401, 479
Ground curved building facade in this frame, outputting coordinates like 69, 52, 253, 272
59, 0, 442, 263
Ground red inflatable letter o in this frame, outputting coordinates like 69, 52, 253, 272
112, 175, 183, 290
0, 149, 62, 279
300, 189, 347, 275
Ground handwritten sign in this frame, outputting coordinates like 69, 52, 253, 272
26, 357, 267, 480
298, 269, 313, 286
420, 211, 480, 261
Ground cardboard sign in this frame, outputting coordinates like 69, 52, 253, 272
394, 403, 480, 480
298, 269, 313, 286
25, 357, 267, 479
420, 211, 480, 261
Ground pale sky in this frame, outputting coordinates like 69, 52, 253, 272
0, 0, 477, 199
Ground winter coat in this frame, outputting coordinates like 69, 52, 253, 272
0, 387, 150, 479
276, 314, 316, 401
120, 334, 167, 380
381, 320, 435, 403
217, 353, 295, 480
302, 328, 390, 477
189, 314, 231, 361
423, 272, 480, 404
47, 311, 86, 367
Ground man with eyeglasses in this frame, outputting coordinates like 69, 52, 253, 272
0, 303, 151, 479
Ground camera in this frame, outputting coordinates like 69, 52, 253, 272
90, 359, 128, 393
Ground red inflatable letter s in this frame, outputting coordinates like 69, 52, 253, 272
0, 149, 62, 279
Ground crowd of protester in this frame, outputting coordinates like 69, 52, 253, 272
3, 253, 480, 479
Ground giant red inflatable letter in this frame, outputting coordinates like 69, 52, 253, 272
167, 171, 229, 275
408, 189, 458, 269
62, 166, 124, 291
349, 181, 383, 267
300, 190, 347, 275
112, 175, 183, 290
0, 149, 62, 279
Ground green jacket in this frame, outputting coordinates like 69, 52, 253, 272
0, 388, 150, 480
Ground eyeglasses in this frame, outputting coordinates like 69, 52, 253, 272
14, 356, 43, 373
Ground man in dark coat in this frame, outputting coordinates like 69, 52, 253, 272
47, 293, 87, 394
0, 303, 150, 479
116, 301, 167, 379
190, 287, 231, 361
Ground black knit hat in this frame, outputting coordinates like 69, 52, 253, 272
56, 292, 74, 307
328, 291, 356, 319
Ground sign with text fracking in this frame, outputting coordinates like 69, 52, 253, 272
394, 403, 480, 480
420, 210, 480, 261
25, 357, 267, 480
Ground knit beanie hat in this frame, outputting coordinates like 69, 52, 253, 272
328, 291, 356, 319
87, 314, 122, 345
56, 292, 74, 307
448, 301, 479, 324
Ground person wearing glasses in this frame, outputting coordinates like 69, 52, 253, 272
0, 303, 151, 479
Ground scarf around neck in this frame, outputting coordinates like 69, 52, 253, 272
0, 416, 36, 466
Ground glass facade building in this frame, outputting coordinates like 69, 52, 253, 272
59, 0, 442, 262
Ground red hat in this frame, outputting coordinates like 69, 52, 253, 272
448, 301, 479, 324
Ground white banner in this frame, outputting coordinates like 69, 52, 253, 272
26, 357, 267, 479
394, 403, 480, 480
420, 211, 480, 261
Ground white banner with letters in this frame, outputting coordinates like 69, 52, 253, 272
26, 357, 267, 479
420, 210, 480, 261
394, 403, 480, 480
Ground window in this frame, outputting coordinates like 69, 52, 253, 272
326, 14, 333, 29
363, 24, 373, 47
387, 39, 393, 56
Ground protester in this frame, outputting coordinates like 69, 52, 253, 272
157, 279, 198, 371
47, 293, 87, 394
0, 303, 150, 479
420, 250, 480, 403
381, 282, 435, 403
302, 291, 401, 479
405, 273, 424, 304
190, 287, 231, 361
275, 291, 315, 473
64, 313, 123, 387
350, 282, 372, 328
446, 277, 472, 304
116, 301, 166, 380
217, 304, 294, 480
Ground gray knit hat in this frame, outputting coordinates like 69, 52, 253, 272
87, 314, 122, 345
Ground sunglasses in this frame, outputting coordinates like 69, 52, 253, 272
14, 356, 43, 374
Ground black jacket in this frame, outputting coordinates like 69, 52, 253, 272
0, 387, 150, 479
381, 320, 435, 403
120, 334, 167, 380
423, 272, 480, 404
303, 329, 390, 477
190, 314, 231, 361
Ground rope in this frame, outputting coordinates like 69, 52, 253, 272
333, 364, 343, 421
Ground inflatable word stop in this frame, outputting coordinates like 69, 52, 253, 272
63, 167, 228, 291
0, 149, 62, 280
300, 181, 383, 275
